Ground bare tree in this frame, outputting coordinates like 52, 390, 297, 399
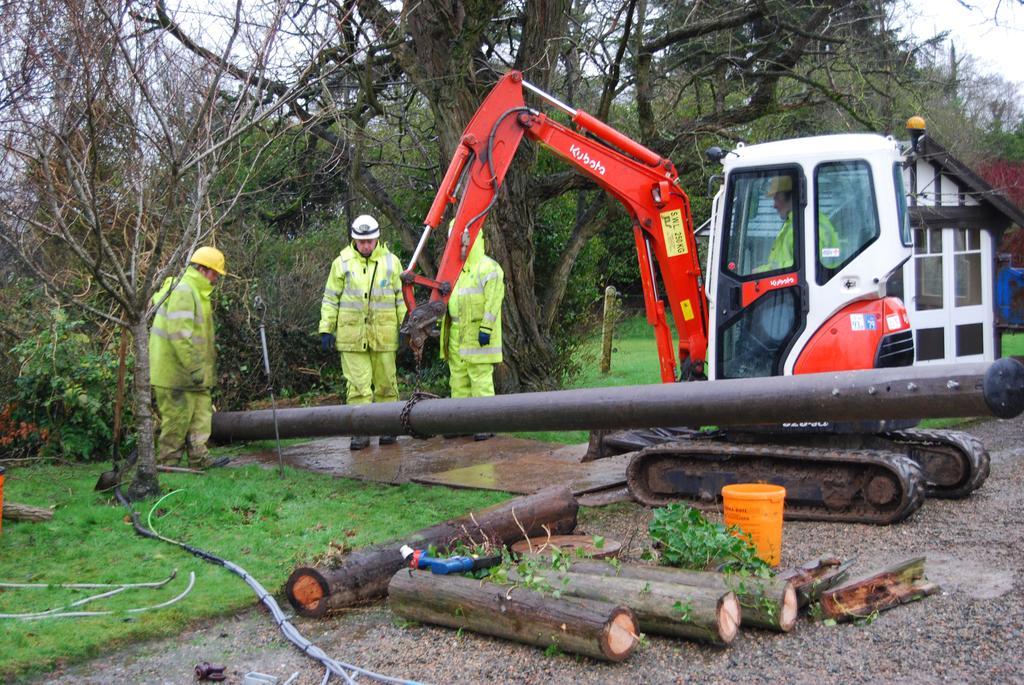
0, 0, 313, 498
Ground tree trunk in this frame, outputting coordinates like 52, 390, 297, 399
567, 559, 797, 632
124, 319, 160, 501
819, 556, 939, 623
2, 502, 54, 522
286, 486, 578, 617
509, 568, 740, 645
388, 569, 638, 662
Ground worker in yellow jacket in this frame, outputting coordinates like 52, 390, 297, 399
319, 214, 406, 450
149, 246, 229, 469
441, 229, 504, 441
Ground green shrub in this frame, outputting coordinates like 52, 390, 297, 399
9, 308, 134, 461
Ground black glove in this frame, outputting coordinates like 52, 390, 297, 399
478, 329, 491, 346
320, 332, 336, 352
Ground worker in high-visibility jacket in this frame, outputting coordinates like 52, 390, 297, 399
440, 228, 504, 441
318, 214, 406, 451
149, 246, 228, 469
758, 174, 841, 273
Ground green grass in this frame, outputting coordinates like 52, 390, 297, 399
1003, 331, 1024, 357
511, 317, 664, 445
0, 463, 507, 681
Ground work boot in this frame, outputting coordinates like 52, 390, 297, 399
208, 456, 231, 469
379, 435, 397, 445
350, 435, 370, 451
473, 433, 494, 442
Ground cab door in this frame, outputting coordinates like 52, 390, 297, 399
710, 167, 807, 380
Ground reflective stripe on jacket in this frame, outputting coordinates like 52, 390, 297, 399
441, 233, 504, 364
319, 242, 406, 352
149, 266, 216, 389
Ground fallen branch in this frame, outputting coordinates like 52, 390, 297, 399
3, 502, 54, 522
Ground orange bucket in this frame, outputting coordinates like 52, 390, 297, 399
721, 483, 786, 566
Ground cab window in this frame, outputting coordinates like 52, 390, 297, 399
815, 161, 880, 284
722, 170, 801, 278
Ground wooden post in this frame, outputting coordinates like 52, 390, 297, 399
389, 570, 638, 662
600, 285, 620, 374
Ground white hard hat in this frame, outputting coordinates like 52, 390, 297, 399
351, 214, 380, 240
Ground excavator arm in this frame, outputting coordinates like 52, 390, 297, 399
400, 70, 709, 381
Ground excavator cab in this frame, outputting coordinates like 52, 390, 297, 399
705, 135, 916, 381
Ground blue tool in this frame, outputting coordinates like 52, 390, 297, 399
400, 545, 501, 575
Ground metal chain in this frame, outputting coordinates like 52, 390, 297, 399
400, 355, 438, 439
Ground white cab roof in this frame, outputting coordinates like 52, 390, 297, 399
723, 134, 903, 170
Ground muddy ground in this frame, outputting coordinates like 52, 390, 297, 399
28, 417, 1024, 685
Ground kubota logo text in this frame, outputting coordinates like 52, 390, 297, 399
768, 275, 797, 288
569, 145, 606, 176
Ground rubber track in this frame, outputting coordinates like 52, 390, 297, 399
626, 441, 926, 525
881, 428, 991, 499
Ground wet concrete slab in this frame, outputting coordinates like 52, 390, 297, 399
231, 434, 629, 497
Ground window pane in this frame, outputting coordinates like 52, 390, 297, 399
915, 255, 944, 310
723, 171, 799, 277
893, 164, 912, 247
969, 231, 980, 251
928, 229, 943, 254
718, 289, 800, 378
815, 161, 879, 284
914, 228, 927, 254
954, 228, 966, 252
954, 253, 982, 306
956, 323, 984, 356
916, 327, 945, 361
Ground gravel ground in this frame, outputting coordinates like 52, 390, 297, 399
29, 417, 1024, 685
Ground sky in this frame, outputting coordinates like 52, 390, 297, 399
907, 0, 1024, 86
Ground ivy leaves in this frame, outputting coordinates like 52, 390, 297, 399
647, 504, 770, 576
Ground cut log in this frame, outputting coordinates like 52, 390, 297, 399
567, 559, 797, 632
2, 502, 54, 522
776, 557, 852, 608
508, 568, 739, 645
819, 556, 939, 623
286, 486, 578, 617
388, 569, 637, 662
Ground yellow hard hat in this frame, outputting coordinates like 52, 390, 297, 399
765, 175, 793, 196
190, 246, 227, 275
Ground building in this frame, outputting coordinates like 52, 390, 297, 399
897, 135, 1024, 364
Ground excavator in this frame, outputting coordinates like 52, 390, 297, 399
398, 70, 990, 524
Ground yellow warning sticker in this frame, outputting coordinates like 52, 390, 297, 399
680, 299, 694, 321
661, 209, 688, 257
